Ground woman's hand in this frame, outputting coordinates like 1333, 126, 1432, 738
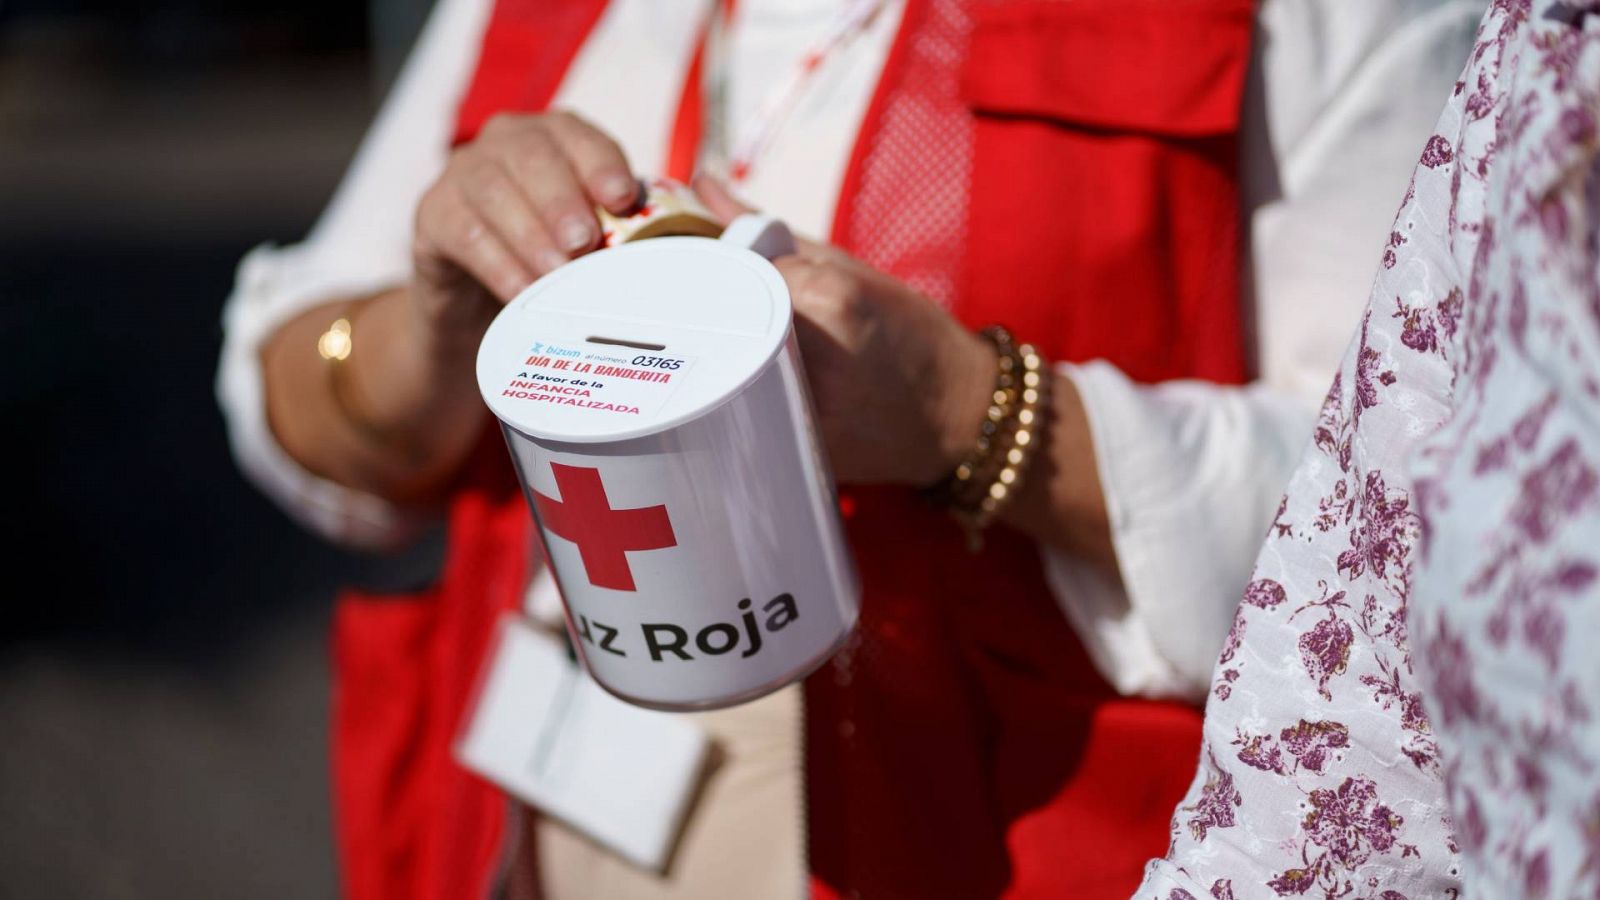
694, 176, 994, 486
693, 175, 1114, 570
775, 253, 996, 485
410, 110, 641, 337
264, 112, 642, 505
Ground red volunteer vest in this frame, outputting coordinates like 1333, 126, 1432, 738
332, 1, 1254, 897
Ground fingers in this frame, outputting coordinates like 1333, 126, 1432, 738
773, 254, 819, 290
414, 111, 647, 306
414, 180, 532, 304
479, 111, 638, 260
457, 158, 569, 279
544, 111, 640, 214
494, 124, 604, 256
691, 172, 755, 223
774, 255, 868, 335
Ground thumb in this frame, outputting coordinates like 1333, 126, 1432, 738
691, 172, 756, 224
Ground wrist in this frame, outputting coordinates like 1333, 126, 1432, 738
337, 287, 488, 472
362, 287, 483, 419
924, 327, 1052, 550
931, 329, 1002, 481
997, 369, 1120, 578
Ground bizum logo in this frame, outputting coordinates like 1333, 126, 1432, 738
528, 341, 544, 353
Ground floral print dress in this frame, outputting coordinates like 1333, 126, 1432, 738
1135, 0, 1600, 897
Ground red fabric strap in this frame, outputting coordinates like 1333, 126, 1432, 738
452, 0, 611, 146
664, 7, 716, 182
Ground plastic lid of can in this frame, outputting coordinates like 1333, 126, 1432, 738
475, 236, 793, 443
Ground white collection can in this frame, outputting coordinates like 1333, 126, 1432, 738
475, 215, 860, 711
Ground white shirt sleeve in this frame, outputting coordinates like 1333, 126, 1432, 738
1042, 0, 1486, 699
215, 0, 491, 550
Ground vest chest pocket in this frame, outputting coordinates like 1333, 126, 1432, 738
957, 0, 1254, 382
960, 0, 1254, 137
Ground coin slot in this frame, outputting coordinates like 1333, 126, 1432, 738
587, 336, 667, 351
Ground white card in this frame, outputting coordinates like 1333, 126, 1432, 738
455, 615, 711, 872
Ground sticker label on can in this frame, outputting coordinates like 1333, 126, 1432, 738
495, 337, 695, 421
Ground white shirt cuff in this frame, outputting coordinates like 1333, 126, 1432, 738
215, 242, 431, 551
1040, 360, 1313, 701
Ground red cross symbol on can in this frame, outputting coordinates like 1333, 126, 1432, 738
532, 463, 678, 592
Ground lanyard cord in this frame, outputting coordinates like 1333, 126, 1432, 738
725, 0, 889, 183
680, 0, 888, 185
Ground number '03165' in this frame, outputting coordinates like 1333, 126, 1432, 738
631, 356, 684, 370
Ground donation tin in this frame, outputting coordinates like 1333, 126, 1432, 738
475, 213, 860, 711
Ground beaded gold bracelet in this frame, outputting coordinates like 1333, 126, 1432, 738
927, 325, 1050, 551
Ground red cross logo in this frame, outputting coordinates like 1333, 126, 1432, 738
532, 463, 677, 592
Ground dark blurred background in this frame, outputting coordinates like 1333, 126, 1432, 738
1, 2, 440, 896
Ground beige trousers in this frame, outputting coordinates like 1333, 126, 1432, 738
508, 684, 805, 900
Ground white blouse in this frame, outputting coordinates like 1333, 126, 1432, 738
216, 0, 1485, 700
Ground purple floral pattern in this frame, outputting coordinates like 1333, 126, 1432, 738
1139, 0, 1600, 895
1183, 751, 1243, 842
1297, 611, 1355, 701
1402, 0, 1600, 894
1281, 720, 1351, 775
1232, 719, 1352, 777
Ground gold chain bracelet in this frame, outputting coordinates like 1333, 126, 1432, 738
926, 325, 1050, 552
317, 298, 428, 464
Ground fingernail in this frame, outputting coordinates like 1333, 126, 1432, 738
536, 249, 568, 274
602, 174, 639, 206
559, 216, 593, 252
